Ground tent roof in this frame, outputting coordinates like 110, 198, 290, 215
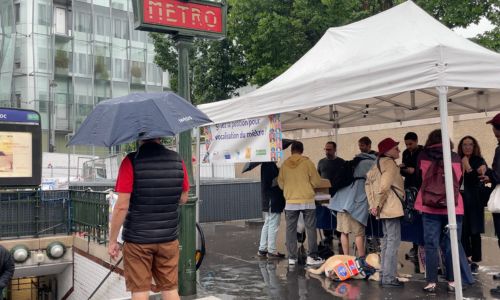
198, 1, 500, 131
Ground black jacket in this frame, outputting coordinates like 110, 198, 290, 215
401, 145, 423, 189
0, 245, 14, 289
487, 145, 500, 185
122, 142, 184, 244
260, 163, 285, 213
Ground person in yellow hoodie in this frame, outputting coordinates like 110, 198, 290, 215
278, 141, 324, 266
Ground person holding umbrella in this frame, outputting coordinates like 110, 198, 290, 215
109, 137, 189, 300
68, 92, 212, 300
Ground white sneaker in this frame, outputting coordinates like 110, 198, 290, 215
306, 256, 325, 266
288, 258, 297, 265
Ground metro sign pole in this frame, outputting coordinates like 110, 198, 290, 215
131, 0, 226, 295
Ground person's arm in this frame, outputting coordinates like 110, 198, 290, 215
108, 156, 133, 260
108, 193, 130, 260
308, 161, 322, 188
0, 252, 15, 288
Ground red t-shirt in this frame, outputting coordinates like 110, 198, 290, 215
115, 156, 190, 193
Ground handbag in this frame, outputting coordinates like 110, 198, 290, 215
487, 185, 500, 213
391, 186, 417, 223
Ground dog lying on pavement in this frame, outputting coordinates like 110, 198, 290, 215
307, 253, 411, 282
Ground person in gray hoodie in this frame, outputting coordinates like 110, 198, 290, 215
329, 152, 376, 256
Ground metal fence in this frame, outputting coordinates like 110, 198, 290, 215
0, 190, 70, 239
1, 180, 262, 241
70, 190, 109, 244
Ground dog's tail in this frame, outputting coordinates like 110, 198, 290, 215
307, 263, 326, 275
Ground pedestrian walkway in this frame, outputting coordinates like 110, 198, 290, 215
189, 220, 500, 299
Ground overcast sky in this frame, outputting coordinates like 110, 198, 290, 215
453, 17, 495, 38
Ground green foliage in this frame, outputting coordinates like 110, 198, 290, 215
473, 27, 500, 52
54, 49, 69, 69
94, 55, 109, 80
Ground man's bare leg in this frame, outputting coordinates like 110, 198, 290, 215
132, 291, 149, 300
340, 233, 349, 255
162, 289, 180, 300
355, 235, 365, 257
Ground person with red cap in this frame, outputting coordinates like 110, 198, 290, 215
481, 113, 500, 294
367, 137, 405, 288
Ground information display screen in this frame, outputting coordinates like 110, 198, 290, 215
0, 108, 41, 187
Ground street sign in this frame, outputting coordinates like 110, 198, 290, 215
132, 0, 227, 39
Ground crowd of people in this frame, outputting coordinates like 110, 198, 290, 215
257, 113, 500, 294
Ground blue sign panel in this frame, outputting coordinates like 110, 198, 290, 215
0, 108, 40, 125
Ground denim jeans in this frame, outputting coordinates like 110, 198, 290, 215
259, 211, 281, 253
422, 213, 474, 285
380, 218, 401, 283
285, 209, 318, 259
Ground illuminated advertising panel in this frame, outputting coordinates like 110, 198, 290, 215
0, 108, 42, 187
132, 0, 226, 39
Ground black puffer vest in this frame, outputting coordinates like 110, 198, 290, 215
122, 142, 184, 244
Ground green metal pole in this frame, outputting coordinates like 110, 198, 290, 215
174, 34, 197, 296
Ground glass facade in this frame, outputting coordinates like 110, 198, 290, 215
0, 0, 166, 155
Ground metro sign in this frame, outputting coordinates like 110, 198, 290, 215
132, 0, 226, 39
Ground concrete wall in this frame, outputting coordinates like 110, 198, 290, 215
57, 265, 73, 299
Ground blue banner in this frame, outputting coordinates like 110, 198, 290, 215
0, 108, 40, 125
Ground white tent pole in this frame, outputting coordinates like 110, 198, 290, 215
437, 86, 462, 299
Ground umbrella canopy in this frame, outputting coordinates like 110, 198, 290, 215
68, 92, 212, 147
241, 139, 296, 173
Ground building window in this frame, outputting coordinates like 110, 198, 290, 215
15, 93, 22, 108
76, 11, 91, 33
38, 47, 48, 70
14, 46, 21, 69
77, 53, 87, 75
15, 3, 20, 24
54, 7, 66, 34
38, 3, 50, 26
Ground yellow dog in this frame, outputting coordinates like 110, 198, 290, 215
307, 253, 411, 282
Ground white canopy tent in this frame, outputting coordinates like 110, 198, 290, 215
198, 1, 500, 297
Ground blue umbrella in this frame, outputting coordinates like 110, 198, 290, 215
68, 92, 212, 147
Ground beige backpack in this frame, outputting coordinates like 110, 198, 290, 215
365, 161, 382, 211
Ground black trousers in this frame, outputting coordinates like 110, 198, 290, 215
461, 232, 482, 262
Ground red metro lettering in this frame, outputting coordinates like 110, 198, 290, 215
144, 0, 222, 33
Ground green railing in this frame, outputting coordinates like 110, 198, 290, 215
0, 190, 110, 244
70, 190, 110, 245
0, 190, 70, 239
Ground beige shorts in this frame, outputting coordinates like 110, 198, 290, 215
336, 212, 365, 237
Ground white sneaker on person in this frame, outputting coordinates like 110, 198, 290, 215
288, 258, 297, 265
306, 256, 325, 266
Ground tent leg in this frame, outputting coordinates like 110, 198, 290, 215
437, 86, 462, 300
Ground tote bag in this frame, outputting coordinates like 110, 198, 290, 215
487, 185, 500, 213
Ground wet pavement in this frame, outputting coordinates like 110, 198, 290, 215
187, 218, 500, 300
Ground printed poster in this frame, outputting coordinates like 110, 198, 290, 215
203, 114, 283, 163
0, 132, 32, 177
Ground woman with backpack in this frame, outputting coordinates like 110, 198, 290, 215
366, 137, 404, 288
414, 129, 474, 293
458, 136, 487, 274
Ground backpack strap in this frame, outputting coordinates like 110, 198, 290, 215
377, 158, 404, 202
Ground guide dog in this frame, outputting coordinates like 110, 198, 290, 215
307, 253, 411, 282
